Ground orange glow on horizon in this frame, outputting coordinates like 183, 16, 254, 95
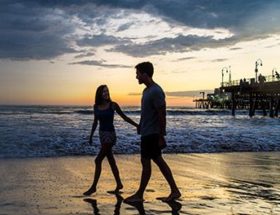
8, 93, 194, 107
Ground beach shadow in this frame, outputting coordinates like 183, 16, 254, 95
83, 193, 123, 215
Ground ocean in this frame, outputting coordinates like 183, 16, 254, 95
0, 105, 279, 158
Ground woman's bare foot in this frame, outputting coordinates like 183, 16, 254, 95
124, 193, 144, 203
83, 187, 96, 196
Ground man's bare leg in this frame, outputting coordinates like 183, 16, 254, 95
124, 158, 151, 202
153, 156, 181, 201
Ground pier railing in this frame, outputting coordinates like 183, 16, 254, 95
221, 74, 280, 87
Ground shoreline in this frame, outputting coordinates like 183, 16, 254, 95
0, 152, 280, 215
2, 150, 280, 160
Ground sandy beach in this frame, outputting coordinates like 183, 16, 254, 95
0, 152, 280, 215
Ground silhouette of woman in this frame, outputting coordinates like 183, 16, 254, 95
84, 85, 138, 195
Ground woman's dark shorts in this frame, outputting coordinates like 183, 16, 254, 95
141, 134, 162, 159
99, 131, 116, 145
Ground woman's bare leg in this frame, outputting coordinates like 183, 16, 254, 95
83, 143, 110, 195
107, 149, 123, 192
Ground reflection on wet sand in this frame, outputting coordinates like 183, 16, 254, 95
124, 201, 146, 215
84, 193, 123, 215
169, 152, 280, 215
1, 152, 280, 214
124, 199, 182, 215
84, 194, 182, 215
223, 179, 280, 202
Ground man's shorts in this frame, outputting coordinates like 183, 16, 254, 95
141, 134, 162, 159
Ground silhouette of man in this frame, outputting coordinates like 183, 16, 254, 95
124, 62, 181, 203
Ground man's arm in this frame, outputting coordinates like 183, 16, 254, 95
157, 105, 166, 136
157, 105, 167, 149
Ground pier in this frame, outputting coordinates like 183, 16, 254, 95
221, 75, 280, 117
194, 61, 280, 117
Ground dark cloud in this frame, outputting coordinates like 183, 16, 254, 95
175, 56, 196, 62
230, 47, 242, 50
74, 52, 96, 59
0, 1, 76, 60
75, 1, 279, 33
109, 34, 252, 57
1, 0, 280, 60
111, 35, 218, 57
71, 60, 131, 68
77, 34, 129, 47
33, 0, 279, 30
212, 58, 228, 62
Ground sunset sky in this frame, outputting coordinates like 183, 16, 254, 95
1, 0, 280, 106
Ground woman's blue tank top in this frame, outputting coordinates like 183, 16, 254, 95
94, 103, 115, 132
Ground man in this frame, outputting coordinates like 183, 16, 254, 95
125, 62, 181, 203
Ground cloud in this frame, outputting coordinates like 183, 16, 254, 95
1, 0, 280, 60
229, 47, 242, 51
75, 8, 234, 57
71, 60, 131, 68
175, 57, 196, 61
0, 1, 78, 60
77, 34, 129, 47
111, 35, 225, 57
74, 52, 96, 59
212, 58, 228, 62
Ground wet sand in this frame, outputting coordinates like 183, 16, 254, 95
0, 152, 280, 215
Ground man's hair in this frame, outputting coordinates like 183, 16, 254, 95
135, 62, 154, 77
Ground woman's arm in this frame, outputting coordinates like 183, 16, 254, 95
89, 115, 98, 145
113, 102, 138, 128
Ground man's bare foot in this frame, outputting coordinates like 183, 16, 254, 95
107, 184, 123, 194
160, 190, 181, 202
83, 198, 97, 206
124, 194, 144, 203
83, 187, 96, 196
107, 189, 123, 194
116, 184, 123, 190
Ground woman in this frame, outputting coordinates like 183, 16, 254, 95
83, 85, 138, 196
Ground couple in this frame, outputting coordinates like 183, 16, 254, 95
83, 62, 181, 202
